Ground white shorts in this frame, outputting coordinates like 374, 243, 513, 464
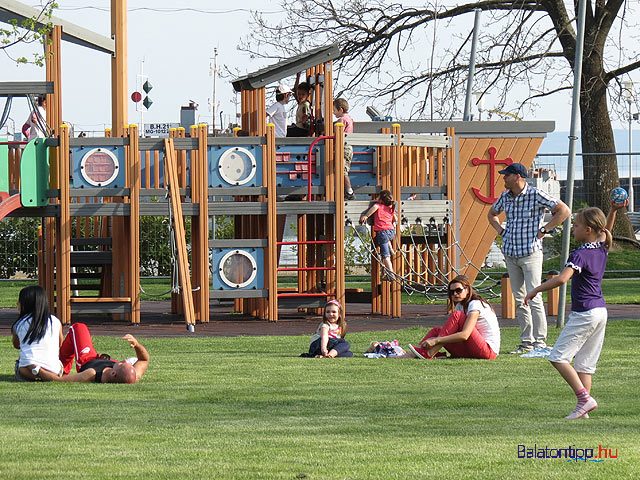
548, 307, 607, 374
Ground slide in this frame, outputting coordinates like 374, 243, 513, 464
0, 192, 22, 221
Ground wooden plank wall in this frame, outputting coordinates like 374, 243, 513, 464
457, 136, 543, 282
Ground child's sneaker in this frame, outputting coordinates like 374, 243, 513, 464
565, 396, 598, 419
345, 192, 356, 200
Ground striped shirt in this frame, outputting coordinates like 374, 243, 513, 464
492, 183, 558, 258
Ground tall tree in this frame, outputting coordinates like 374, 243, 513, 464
243, 0, 639, 236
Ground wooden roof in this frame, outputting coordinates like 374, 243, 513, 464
232, 44, 341, 92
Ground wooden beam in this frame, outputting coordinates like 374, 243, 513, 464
265, 124, 278, 321
56, 125, 71, 324
111, 0, 127, 136
128, 125, 140, 323
164, 138, 196, 325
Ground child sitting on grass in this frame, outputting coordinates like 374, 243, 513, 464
524, 201, 625, 419
12, 285, 63, 381
301, 300, 353, 358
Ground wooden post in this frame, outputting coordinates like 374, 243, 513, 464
546, 270, 560, 316
111, 0, 127, 137
265, 124, 278, 321
445, 127, 457, 281
198, 124, 210, 323
110, 0, 128, 315
334, 123, 345, 309
190, 125, 201, 322
128, 125, 140, 323
56, 125, 71, 324
391, 124, 402, 317
501, 273, 515, 320
379, 128, 391, 316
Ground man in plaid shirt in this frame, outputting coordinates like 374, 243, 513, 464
488, 163, 571, 354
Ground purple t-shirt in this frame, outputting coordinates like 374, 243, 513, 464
566, 241, 608, 312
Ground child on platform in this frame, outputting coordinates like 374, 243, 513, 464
287, 80, 314, 137
333, 98, 355, 200
524, 201, 625, 419
266, 84, 292, 137
301, 300, 353, 358
360, 189, 397, 280
11, 285, 63, 381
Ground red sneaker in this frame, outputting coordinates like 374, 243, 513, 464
408, 344, 432, 359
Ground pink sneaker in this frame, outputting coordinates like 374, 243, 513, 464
565, 396, 598, 419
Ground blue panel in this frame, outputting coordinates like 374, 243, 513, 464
211, 248, 264, 290
72, 145, 126, 188
208, 145, 263, 187
275, 144, 324, 187
348, 146, 377, 186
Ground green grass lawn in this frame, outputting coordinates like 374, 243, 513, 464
1, 322, 639, 479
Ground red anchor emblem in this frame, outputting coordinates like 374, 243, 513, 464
471, 147, 513, 204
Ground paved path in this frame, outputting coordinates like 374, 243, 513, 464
1, 301, 638, 338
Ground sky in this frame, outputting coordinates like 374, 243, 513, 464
1, 1, 639, 141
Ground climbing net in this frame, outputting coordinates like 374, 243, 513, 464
348, 217, 500, 301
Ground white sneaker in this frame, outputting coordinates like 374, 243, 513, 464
509, 345, 533, 355
565, 397, 598, 419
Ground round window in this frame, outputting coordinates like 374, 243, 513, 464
218, 250, 257, 288
218, 147, 257, 185
80, 148, 120, 186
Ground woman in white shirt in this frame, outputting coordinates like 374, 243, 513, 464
12, 286, 63, 381
407, 275, 501, 359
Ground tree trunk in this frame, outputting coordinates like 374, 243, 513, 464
579, 74, 635, 237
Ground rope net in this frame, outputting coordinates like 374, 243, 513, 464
349, 217, 499, 301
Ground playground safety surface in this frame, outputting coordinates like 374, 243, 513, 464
1, 301, 638, 338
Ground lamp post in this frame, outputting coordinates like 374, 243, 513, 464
473, 91, 486, 120
623, 81, 635, 211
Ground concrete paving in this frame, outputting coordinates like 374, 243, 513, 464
1, 300, 638, 338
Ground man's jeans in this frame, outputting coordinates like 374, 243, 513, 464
505, 249, 547, 349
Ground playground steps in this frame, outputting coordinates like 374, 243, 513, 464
70, 297, 132, 315
69, 237, 113, 297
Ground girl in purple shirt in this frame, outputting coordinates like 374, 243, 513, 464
525, 202, 626, 419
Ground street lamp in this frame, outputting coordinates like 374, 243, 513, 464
623, 81, 635, 211
473, 91, 486, 121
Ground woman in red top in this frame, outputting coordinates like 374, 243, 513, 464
360, 189, 397, 280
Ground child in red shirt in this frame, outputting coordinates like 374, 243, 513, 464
360, 190, 397, 280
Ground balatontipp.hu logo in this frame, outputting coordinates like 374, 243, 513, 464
517, 444, 618, 462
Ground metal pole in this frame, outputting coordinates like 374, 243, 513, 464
463, 8, 481, 121
139, 59, 144, 135
557, 0, 587, 328
629, 100, 634, 211
212, 47, 218, 133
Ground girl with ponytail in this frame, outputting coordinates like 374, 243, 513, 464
524, 200, 627, 419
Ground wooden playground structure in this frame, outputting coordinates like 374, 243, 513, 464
1, 2, 556, 325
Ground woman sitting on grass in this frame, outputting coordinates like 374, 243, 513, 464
406, 275, 500, 359
12, 286, 63, 381
301, 300, 353, 358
